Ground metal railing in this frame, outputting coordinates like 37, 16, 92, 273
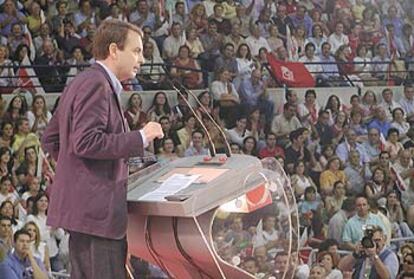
1, 59, 413, 92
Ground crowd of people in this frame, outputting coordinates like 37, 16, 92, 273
0, 0, 412, 93
0, 0, 414, 278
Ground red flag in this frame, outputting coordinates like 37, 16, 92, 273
17, 55, 45, 94
267, 53, 315, 87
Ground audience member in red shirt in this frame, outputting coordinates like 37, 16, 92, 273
258, 132, 285, 159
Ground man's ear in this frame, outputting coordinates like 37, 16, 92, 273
108, 43, 118, 59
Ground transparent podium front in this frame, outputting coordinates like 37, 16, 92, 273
191, 158, 300, 279
127, 155, 299, 279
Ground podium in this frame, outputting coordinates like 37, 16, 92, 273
127, 155, 299, 279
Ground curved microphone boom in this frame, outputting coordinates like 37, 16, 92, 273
161, 66, 217, 157
162, 64, 232, 158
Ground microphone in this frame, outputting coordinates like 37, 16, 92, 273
161, 65, 217, 157
162, 64, 232, 158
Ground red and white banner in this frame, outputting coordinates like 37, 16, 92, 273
16, 55, 45, 94
267, 53, 315, 87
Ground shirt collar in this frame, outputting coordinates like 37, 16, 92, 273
96, 61, 123, 96
11, 251, 28, 264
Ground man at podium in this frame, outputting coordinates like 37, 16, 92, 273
42, 19, 163, 278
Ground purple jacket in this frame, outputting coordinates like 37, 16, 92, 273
42, 63, 144, 239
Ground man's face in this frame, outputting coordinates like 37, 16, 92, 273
143, 42, 154, 58
309, 266, 326, 279
251, 25, 261, 37
138, 1, 148, 13
214, 6, 223, 18
319, 112, 329, 125
382, 90, 393, 102
244, 260, 258, 274
322, 44, 331, 56
388, 7, 397, 18
0, 179, 10, 193
176, 3, 185, 15
43, 41, 54, 55
231, 24, 240, 36
224, 45, 234, 58
379, 153, 390, 166
263, 217, 276, 230
335, 23, 344, 34
208, 23, 217, 34
178, 94, 188, 105
274, 255, 288, 273
297, 7, 305, 18
277, 47, 288, 60
115, 31, 144, 81
19, 120, 30, 134
64, 23, 75, 35
376, 107, 387, 121
355, 197, 369, 217
346, 130, 357, 144
400, 151, 412, 167
405, 87, 414, 100
160, 119, 171, 132
15, 234, 31, 257
73, 48, 83, 61
57, 3, 67, 15
372, 231, 385, 253
260, 10, 271, 21
368, 129, 380, 144
30, 178, 40, 192
305, 94, 315, 104
12, 24, 22, 36
171, 24, 182, 37
40, 23, 50, 37
276, 6, 286, 18
0, 219, 12, 238
26, 148, 37, 162
254, 247, 267, 265
251, 70, 261, 84
305, 46, 315, 58
81, 1, 91, 13
285, 106, 296, 119
231, 217, 243, 231
192, 132, 203, 148
236, 118, 247, 130
378, 45, 387, 56
349, 151, 360, 166
230, 144, 240, 154
142, 27, 151, 40
266, 135, 277, 148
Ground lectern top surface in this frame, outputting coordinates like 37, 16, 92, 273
157, 167, 229, 184
127, 154, 263, 217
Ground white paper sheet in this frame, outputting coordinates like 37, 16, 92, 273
138, 173, 200, 202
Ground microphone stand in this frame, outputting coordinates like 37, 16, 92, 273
161, 67, 217, 157
162, 64, 232, 158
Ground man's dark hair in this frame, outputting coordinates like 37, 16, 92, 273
318, 109, 329, 118
319, 239, 339, 252
305, 42, 315, 52
305, 89, 316, 98
13, 229, 31, 242
355, 193, 368, 203
192, 129, 204, 138
341, 198, 355, 212
265, 132, 277, 140
289, 129, 301, 142
159, 116, 170, 123
0, 215, 12, 223
321, 42, 331, 50
274, 251, 289, 259
283, 102, 295, 112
